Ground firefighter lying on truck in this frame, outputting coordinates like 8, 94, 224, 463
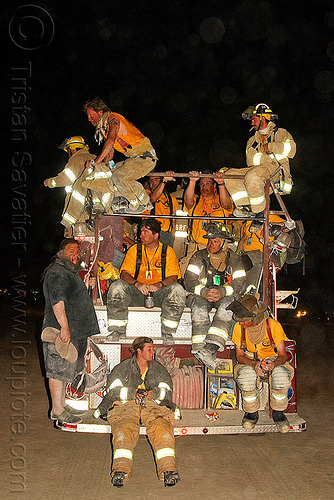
93, 336, 180, 488
184, 222, 247, 370
228, 295, 294, 433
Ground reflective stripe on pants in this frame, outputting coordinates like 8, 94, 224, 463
108, 400, 177, 479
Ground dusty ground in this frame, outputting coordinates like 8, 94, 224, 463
1, 300, 333, 500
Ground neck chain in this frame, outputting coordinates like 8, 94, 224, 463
203, 196, 215, 217
144, 245, 159, 273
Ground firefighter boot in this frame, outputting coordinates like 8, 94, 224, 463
233, 205, 256, 218
106, 330, 121, 342
249, 211, 265, 233
162, 333, 175, 345
164, 471, 180, 487
191, 344, 218, 370
242, 411, 259, 430
111, 471, 127, 488
111, 196, 130, 214
272, 410, 290, 433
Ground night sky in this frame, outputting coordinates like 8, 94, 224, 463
2, 0, 334, 313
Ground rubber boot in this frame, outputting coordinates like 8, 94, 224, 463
111, 471, 127, 488
164, 471, 180, 487
249, 211, 264, 233
272, 410, 290, 433
191, 343, 218, 370
242, 411, 259, 430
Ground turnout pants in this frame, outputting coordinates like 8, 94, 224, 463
224, 165, 278, 213
108, 400, 177, 479
187, 295, 234, 350
234, 362, 294, 412
107, 280, 186, 338
82, 137, 157, 210
112, 154, 157, 209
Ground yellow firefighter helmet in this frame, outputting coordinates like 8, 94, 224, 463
214, 392, 237, 409
242, 103, 278, 121
58, 136, 89, 152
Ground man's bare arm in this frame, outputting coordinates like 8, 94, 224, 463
52, 301, 71, 345
184, 171, 199, 210
214, 173, 232, 210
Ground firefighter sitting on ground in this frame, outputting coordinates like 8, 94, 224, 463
106, 218, 186, 345
228, 294, 294, 433
143, 170, 179, 247
184, 222, 246, 369
224, 103, 296, 232
82, 97, 157, 214
93, 336, 180, 488
43, 136, 105, 234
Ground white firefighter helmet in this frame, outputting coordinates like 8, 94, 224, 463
58, 136, 89, 152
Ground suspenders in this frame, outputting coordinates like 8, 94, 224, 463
241, 318, 277, 360
134, 242, 168, 281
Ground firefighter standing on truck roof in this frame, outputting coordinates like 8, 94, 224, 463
184, 222, 246, 369
82, 97, 157, 214
228, 295, 294, 433
224, 103, 296, 232
106, 218, 186, 345
43, 136, 105, 235
93, 336, 180, 488
143, 170, 179, 247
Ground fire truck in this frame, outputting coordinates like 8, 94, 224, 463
60, 172, 306, 434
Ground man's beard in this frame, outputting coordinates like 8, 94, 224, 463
61, 256, 82, 272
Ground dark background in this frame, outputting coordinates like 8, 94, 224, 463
2, 0, 334, 317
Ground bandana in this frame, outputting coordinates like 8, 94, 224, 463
94, 112, 109, 145
245, 313, 269, 345
209, 248, 228, 272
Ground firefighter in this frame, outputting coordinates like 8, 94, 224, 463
224, 103, 296, 232
228, 295, 294, 433
43, 136, 105, 234
143, 170, 179, 247
82, 97, 157, 214
106, 218, 186, 345
184, 222, 246, 369
180, 171, 233, 275
93, 337, 180, 488
184, 171, 233, 246
237, 214, 292, 285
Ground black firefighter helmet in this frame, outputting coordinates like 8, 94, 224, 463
203, 222, 234, 242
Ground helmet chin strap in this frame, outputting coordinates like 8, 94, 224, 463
212, 239, 227, 254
